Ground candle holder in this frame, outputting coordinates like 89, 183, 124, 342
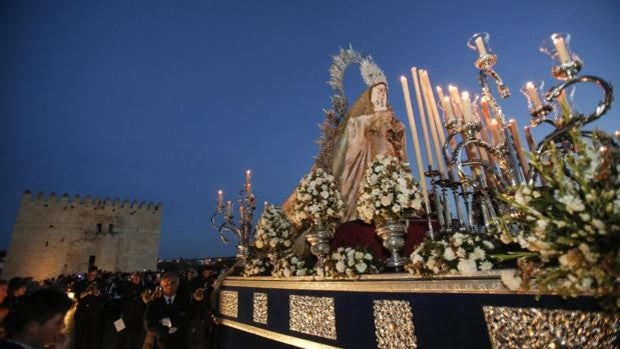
540, 33, 583, 80
526, 33, 614, 182
520, 81, 554, 126
211, 184, 257, 266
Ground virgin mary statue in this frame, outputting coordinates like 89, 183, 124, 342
331, 80, 407, 222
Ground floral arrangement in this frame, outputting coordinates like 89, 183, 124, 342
316, 247, 382, 278
405, 232, 496, 276
291, 168, 344, 229
271, 254, 311, 278
254, 205, 295, 252
493, 129, 619, 308
242, 257, 272, 277
357, 154, 423, 226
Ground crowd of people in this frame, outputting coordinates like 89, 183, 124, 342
0, 265, 222, 349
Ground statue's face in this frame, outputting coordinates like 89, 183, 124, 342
371, 83, 387, 112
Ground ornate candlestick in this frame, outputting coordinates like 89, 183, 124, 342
211, 172, 257, 266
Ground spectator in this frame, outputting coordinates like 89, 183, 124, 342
145, 272, 191, 349
0, 288, 73, 349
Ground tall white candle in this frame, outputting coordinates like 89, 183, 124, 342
225, 201, 233, 217
420, 70, 446, 175
245, 170, 252, 186
217, 190, 223, 210
553, 36, 571, 64
448, 85, 463, 120
524, 82, 543, 109
508, 119, 530, 180
461, 91, 474, 123
474, 36, 488, 56
411, 68, 435, 169
400, 76, 430, 214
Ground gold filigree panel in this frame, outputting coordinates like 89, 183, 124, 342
219, 290, 238, 318
483, 306, 620, 348
289, 295, 337, 340
373, 300, 417, 349
253, 292, 268, 324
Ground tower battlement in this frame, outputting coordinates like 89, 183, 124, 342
21, 190, 163, 211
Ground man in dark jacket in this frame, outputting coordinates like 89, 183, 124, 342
117, 272, 147, 349
145, 272, 191, 349
73, 266, 106, 349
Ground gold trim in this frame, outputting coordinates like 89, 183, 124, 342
220, 318, 341, 349
223, 277, 512, 294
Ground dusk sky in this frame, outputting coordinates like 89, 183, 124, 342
1, 1, 619, 259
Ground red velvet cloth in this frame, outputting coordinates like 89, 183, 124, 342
330, 219, 437, 261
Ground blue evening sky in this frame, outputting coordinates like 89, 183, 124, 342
1, 1, 619, 259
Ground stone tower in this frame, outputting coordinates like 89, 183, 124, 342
2, 191, 162, 281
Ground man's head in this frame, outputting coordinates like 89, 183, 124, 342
4, 288, 74, 347
8, 277, 27, 297
87, 266, 98, 281
160, 272, 179, 297
129, 272, 141, 285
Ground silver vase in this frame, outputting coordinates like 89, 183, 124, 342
375, 220, 407, 269
236, 244, 249, 266
305, 225, 334, 268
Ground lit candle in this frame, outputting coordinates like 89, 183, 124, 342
524, 126, 537, 152
474, 36, 488, 56
615, 130, 620, 139
553, 36, 571, 64
245, 183, 252, 194
524, 82, 543, 110
239, 205, 245, 218
448, 85, 463, 120
245, 170, 252, 186
225, 201, 233, 217
400, 76, 430, 212
263, 201, 269, 211
461, 91, 474, 123
508, 119, 530, 180
411, 68, 435, 169
441, 96, 455, 123
217, 190, 223, 210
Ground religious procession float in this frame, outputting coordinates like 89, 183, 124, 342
209, 32, 619, 348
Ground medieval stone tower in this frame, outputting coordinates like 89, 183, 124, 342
2, 191, 162, 280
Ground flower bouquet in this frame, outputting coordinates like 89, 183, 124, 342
242, 257, 272, 277
291, 168, 344, 229
271, 254, 311, 278
254, 205, 295, 253
405, 232, 496, 276
357, 154, 423, 226
493, 129, 619, 308
317, 247, 382, 278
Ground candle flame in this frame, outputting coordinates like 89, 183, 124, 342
400, 75, 407, 81
461, 91, 470, 100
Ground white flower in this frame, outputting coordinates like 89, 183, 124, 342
364, 253, 372, 261
457, 259, 477, 275
355, 262, 368, 273
443, 248, 456, 261
336, 261, 346, 273
456, 247, 466, 258
470, 247, 486, 261
479, 261, 493, 271
500, 270, 522, 291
